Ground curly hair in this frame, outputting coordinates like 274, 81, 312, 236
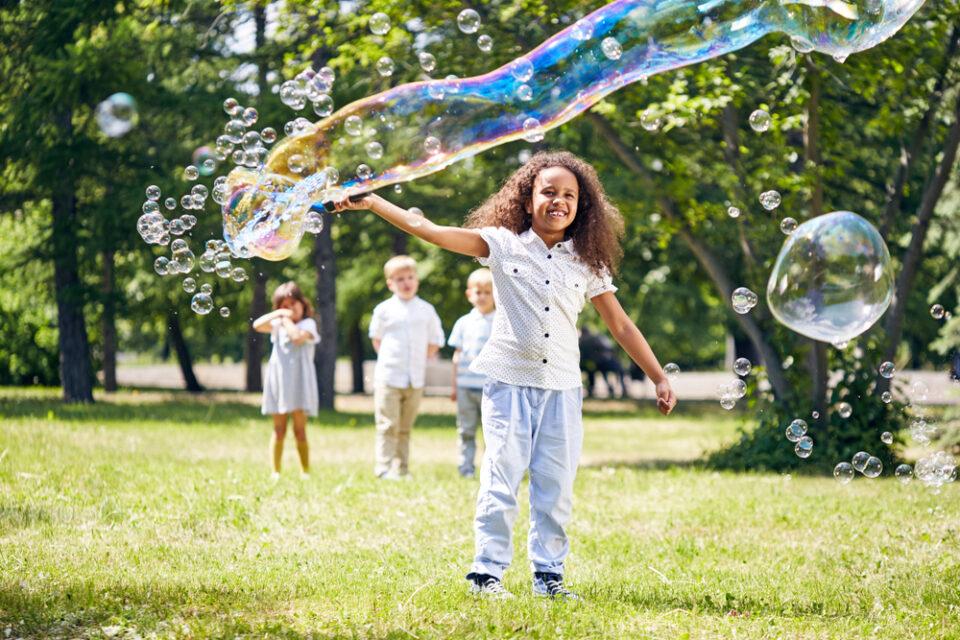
464, 151, 624, 278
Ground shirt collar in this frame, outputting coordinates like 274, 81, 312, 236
518, 228, 572, 252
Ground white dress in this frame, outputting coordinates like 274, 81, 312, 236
261, 317, 321, 416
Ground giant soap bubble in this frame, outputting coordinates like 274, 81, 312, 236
766, 211, 894, 343
221, 0, 924, 259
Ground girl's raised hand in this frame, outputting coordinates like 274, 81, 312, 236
656, 379, 677, 416
329, 193, 376, 212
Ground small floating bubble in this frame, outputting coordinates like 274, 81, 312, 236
601, 37, 623, 60
369, 12, 391, 35
748, 109, 771, 132
727, 206, 740, 218
780, 217, 797, 234
663, 362, 680, 380
834, 462, 854, 484
183, 165, 199, 181
219, 306, 231, 318
477, 34, 493, 52
376, 57, 395, 77
457, 9, 481, 34
759, 190, 781, 210
418, 52, 437, 73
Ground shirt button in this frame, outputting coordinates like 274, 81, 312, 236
513, 268, 518, 273
545, 279, 550, 284
547, 254, 552, 259
542, 359, 548, 364
544, 306, 550, 311
544, 333, 549, 338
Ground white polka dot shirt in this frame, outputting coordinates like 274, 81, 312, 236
469, 227, 616, 390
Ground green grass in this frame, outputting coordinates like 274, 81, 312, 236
0, 388, 958, 639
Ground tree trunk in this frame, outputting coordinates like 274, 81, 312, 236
245, 8, 269, 393
878, 89, 960, 393
392, 230, 408, 255
587, 111, 790, 399
245, 266, 267, 391
102, 249, 117, 392
719, 102, 757, 266
880, 23, 959, 238
167, 309, 203, 392
804, 67, 827, 430
314, 212, 338, 409
51, 107, 94, 403
349, 320, 365, 393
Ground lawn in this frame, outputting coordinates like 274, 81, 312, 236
0, 388, 958, 639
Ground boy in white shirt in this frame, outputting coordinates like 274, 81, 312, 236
368, 255, 445, 479
448, 268, 495, 479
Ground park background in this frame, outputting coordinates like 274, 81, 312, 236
2, 0, 960, 638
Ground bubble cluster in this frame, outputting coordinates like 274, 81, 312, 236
731, 287, 758, 314
767, 212, 894, 343
785, 419, 807, 443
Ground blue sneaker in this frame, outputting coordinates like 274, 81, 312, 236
532, 572, 582, 601
467, 573, 514, 599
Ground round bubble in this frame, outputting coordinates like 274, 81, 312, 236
224, 120, 245, 144
428, 84, 446, 100
164, 197, 176, 210
730, 379, 747, 399
457, 9, 481, 34
219, 306, 231, 318
288, 154, 308, 174
663, 362, 680, 380
881, 431, 893, 444
407, 206, 425, 228
719, 395, 736, 410
313, 95, 334, 118
862, 456, 883, 478
200, 283, 213, 295
223, 98, 240, 115
833, 462, 854, 484
199, 251, 216, 272
759, 190, 781, 210
304, 211, 324, 234
366, 141, 384, 160
766, 212, 894, 343
601, 37, 623, 60
509, 57, 534, 83
795, 435, 813, 459
731, 287, 758, 314
146, 185, 161, 201
780, 217, 798, 235
142, 200, 160, 215
931, 303, 945, 319
852, 450, 870, 473
154, 256, 169, 276
517, 84, 533, 101
344, 115, 363, 136
356, 164, 374, 180
837, 402, 852, 419
376, 57, 395, 77
369, 12, 390, 35
571, 19, 594, 41
261, 127, 277, 144
477, 34, 493, 52
419, 52, 437, 73
785, 418, 806, 443
734, 357, 752, 376
879, 361, 895, 378
640, 110, 662, 132
522, 117, 545, 143
191, 293, 213, 315
749, 109, 771, 132
727, 206, 740, 218
424, 136, 441, 155
96, 93, 138, 137
881, 390, 892, 403
182, 277, 197, 293
895, 463, 913, 484
183, 165, 199, 181
242, 107, 258, 126
910, 380, 929, 403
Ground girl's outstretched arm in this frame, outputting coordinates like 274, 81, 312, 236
330, 194, 489, 258
592, 291, 677, 416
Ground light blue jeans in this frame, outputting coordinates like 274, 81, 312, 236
470, 379, 584, 579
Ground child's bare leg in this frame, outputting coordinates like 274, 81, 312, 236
291, 409, 309, 473
270, 414, 288, 473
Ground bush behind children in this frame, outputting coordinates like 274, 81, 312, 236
333, 150, 676, 600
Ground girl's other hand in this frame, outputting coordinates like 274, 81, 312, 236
656, 380, 676, 416
278, 308, 294, 318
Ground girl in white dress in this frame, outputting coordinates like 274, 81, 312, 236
253, 281, 320, 479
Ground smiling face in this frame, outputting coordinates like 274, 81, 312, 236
387, 268, 419, 301
279, 297, 304, 322
527, 166, 579, 244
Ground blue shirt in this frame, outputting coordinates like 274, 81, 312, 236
448, 308, 495, 389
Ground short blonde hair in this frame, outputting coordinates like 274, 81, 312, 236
384, 254, 417, 280
466, 268, 492, 289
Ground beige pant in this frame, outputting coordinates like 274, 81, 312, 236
374, 384, 423, 476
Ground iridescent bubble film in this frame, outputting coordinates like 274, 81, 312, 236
766, 211, 894, 343
220, 0, 924, 259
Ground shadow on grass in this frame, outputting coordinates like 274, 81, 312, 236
0, 391, 457, 429
580, 458, 702, 471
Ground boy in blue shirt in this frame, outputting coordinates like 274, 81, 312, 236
448, 268, 495, 478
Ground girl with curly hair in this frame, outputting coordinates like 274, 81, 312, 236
332, 150, 676, 600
